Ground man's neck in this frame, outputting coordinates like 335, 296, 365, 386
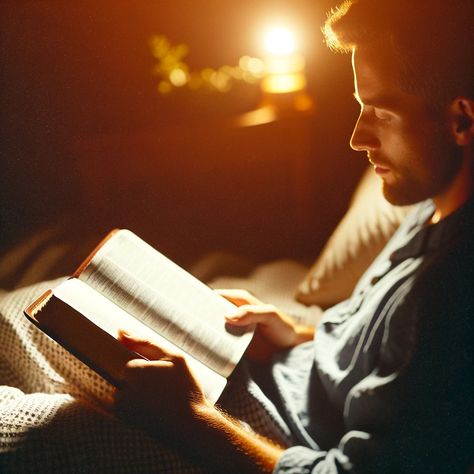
431, 155, 473, 224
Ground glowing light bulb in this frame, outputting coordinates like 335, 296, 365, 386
263, 27, 297, 56
259, 24, 312, 105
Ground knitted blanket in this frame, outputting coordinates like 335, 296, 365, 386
0, 279, 295, 473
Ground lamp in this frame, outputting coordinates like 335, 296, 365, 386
260, 26, 312, 111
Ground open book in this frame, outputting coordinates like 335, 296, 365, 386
24, 229, 254, 404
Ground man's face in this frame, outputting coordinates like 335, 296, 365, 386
350, 48, 462, 206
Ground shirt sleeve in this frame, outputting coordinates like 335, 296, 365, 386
275, 251, 474, 474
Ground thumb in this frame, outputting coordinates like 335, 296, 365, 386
225, 306, 275, 326
118, 330, 167, 360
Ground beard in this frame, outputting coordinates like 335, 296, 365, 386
381, 173, 436, 206
376, 134, 463, 207
381, 156, 463, 206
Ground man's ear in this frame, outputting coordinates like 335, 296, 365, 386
448, 98, 474, 146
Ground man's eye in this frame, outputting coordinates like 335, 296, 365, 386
373, 109, 391, 121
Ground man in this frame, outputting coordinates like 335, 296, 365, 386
114, 0, 474, 472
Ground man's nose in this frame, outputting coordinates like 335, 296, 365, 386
350, 113, 380, 151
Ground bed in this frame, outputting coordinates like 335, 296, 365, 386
0, 167, 410, 472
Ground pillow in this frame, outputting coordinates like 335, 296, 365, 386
296, 167, 412, 308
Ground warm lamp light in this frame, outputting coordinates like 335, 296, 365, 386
263, 27, 297, 56
260, 26, 308, 99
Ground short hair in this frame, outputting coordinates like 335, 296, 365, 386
323, 0, 474, 110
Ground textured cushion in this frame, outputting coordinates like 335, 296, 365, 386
296, 167, 412, 308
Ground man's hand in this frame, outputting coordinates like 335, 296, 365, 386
217, 289, 315, 361
114, 330, 283, 473
114, 331, 207, 438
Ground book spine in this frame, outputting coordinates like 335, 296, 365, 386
72, 228, 120, 277
24, 289, 54, 318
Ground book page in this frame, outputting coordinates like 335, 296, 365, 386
78, 230, 254, 378
54, 278, 227, 404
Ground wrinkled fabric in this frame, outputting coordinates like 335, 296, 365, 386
1, 198, 472, 473
271, 199, 474, 473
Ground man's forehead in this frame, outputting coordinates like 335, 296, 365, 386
351, 47, 400, 104
352, 48, 399, 89
352, 47, 431, 115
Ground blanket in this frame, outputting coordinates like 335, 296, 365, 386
0, 276, 310, 472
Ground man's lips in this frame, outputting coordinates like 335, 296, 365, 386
373, 165, 390, 175
368, 159, 391, 175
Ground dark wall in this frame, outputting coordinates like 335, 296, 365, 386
1, 0, 364, 261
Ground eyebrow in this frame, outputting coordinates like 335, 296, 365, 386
353, 91, 400, 110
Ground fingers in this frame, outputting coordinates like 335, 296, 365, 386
122, 359, 175, 389
215, 288, 262, 306
116, 354, 204, 411
225, 304, 278, 326
118, 330, 169, 360
126, 358, 174, 371
120, 355, 189, 394
117, 330, 190, 380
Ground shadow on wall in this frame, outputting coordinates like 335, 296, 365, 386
1, 0, 364, 261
